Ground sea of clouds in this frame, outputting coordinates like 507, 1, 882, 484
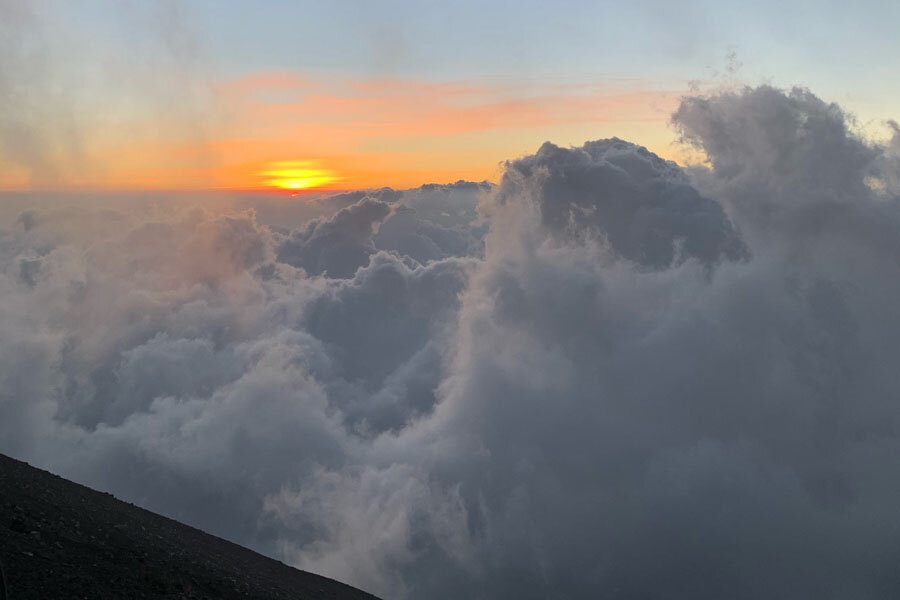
4, 85, 900, 599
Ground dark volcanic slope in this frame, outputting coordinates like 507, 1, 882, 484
0, 453, 381, 600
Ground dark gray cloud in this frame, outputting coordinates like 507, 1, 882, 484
496, 137, 746, 269
304, 252, 473, 434
3, 84, 900, 600
277, 182, 487, 277
277, 197, 393, 278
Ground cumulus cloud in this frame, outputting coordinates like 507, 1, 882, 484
495, 137, 747, 269
4, 84, 900, 600
274, 181, 487, 278
374, 184, 487, 264
277, 197, 393, 278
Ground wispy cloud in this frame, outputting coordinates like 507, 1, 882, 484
204, 72, 685, 190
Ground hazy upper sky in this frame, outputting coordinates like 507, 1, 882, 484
3, 0, 900, 190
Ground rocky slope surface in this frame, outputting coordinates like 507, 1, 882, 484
0, 453, 381, 600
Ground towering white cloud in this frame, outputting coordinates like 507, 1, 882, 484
3, 85, 900, 599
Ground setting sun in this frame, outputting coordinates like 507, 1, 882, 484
258, 160, 341, 191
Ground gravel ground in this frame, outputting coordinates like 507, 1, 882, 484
0, 453, 382, 600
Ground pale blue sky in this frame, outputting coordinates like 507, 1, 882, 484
55, 0, 900, 122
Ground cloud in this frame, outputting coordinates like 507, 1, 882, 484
374, 182, 489, 264
883, 120, 900, 195
226, 72, 683, 139
3, 84, 900, 599
494, 137, 747, 269
276, 181, 487, 277
277, 197, 393, 278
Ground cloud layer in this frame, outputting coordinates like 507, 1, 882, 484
3, 85, 900, 599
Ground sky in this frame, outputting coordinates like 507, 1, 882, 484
7, 2, 900, 599
3, 0, 900, 191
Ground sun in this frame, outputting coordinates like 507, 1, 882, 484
258, 160, 341, 191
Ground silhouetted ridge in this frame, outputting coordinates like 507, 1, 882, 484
0, 453, 381, 600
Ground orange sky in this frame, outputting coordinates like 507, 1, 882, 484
0, 72, 692, 192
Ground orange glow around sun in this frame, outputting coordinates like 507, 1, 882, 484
258, 160, 342, 191
0, 72, 687, 192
